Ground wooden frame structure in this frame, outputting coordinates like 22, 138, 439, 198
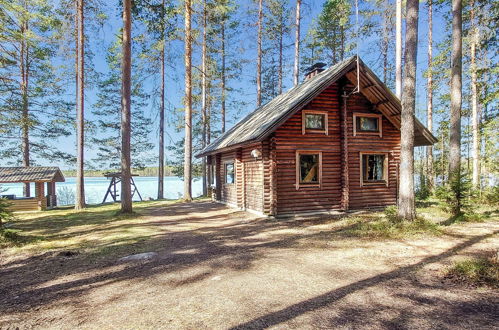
196, 57, 436, 216
102, 172, 143, 203
0, 167, 65, 211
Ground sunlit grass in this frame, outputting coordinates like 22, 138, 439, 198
447, 257, 499, 288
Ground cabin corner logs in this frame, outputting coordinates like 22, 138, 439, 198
210, 80, 400, 217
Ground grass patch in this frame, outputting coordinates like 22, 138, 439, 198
0, 228, 44, 248
344, 215, 442, 239
447, 257, 499, 288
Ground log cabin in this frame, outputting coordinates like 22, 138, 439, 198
196, 57, 437, 217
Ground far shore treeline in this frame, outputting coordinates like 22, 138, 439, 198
62, 165, 202, 178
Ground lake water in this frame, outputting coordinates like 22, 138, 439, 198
0, 176, 203, 206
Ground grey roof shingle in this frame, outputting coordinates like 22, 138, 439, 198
197, 56, 436, 157
0, 167, 65, 183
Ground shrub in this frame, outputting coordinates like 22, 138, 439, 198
447, 257, 499, 288
0, 197, 13, 228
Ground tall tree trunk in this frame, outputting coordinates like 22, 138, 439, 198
256, 0, 263, 107
75, 0, 85, 210
221, 21, 226, 133
426, 0, 434, 191
382, 12, 389, 84
470, 0, 480, 189
183, 0, 193, 201
20, 2, 30, 197
397, 0, 419, 220
278, 20, 283, 95
201, 0, 207, 196
340, 25, 344, 61
395, 0, 402, 98
120, 0, 133, 213
158, 0, 166, 200
449, 0, 462, 214
293, 0, 301, 86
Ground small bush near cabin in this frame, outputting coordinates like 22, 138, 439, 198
447, 257, 499, 288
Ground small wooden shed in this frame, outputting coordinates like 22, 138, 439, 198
0, 167, 65, 211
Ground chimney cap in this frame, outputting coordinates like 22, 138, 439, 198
305, 62, 327, 73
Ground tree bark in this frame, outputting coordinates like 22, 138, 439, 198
120, 0, 133, 213
221, 21, 226, 133
20, 2, 30, 197
426, 0, 434, 191
201, 0, 207, 196
449, 0, 462, 213
158, 0, 166, 200
256, 0, 263, 107
293, 0, 301, 86
183, 0, 193, 201
75, 0, 86, 210
470, 0, 480, 189
278, 15, 283, 95
397, 0, 419, 220
395, 0, 402, 98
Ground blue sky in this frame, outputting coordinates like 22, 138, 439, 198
40, 0, 449, 169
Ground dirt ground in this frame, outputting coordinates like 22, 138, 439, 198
1, 201, 498, 329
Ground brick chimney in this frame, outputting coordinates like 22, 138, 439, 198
304, 62, 327, 80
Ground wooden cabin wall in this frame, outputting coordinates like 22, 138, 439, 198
274, 83, 343, 214
215, 144, 264, 213
346, 92, 400, 209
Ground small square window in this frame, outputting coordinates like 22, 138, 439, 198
305, 114, 325, 130
299, 154, 320, 184
302, 111, 328, 134
362, 154, 386, 183
225, 163, 234, 184
356, 116, 379, 132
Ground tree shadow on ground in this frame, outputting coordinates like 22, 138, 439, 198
231, 230, 499, 329
1, 201, 497, 329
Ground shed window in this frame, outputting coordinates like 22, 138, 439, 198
361, 154, 387, 183
302, 111, 328, 134
225, 162, 234, 184
299, 154, 320, 184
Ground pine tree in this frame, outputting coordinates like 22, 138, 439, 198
75, 0, 85, 210
426, 0, 435, 191
449, 0, 462, 215
397, 0, 419, 220
0, 0, 74, 197
293, 0, 301, 86
184, 0, 193, 201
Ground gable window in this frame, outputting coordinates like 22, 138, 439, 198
353, 113, 382, 137
302, 111, 328, 135
296, 151, 322, 189
224, 162, 234, 184
360, 153, 388, 186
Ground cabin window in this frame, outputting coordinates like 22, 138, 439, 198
353, 113, 382, 137
225, 162, 234, 184
361, 153, 388, 185
296, 151, 322, 189
302, 111, 328, 135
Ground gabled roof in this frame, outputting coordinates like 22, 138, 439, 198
197, 56, 436, 157
0, 167, 65, 183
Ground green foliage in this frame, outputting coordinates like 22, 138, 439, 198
447, 257, 499, 288
435, 172, 483, 223
480, 186, 499, 205
0, 197, 14, 227
416, 174, 431, 201
345, 208, 442, 239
